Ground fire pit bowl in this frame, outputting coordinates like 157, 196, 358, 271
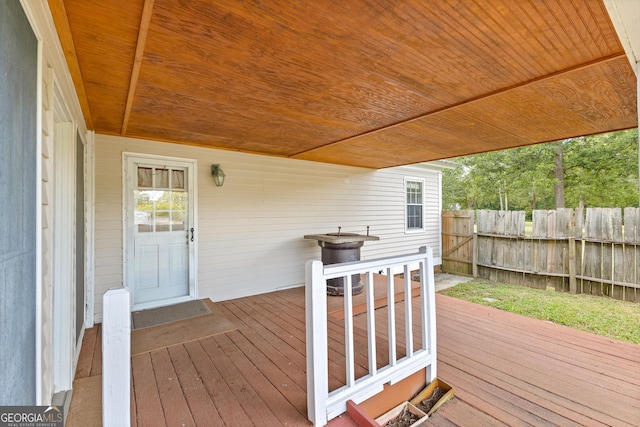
304, 229, 380, 296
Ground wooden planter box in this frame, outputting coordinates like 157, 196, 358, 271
375, 401, 428, 427
409, 377, 455, 416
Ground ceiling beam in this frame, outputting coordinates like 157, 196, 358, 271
121, 0, 155, 135
291, 53, 628, 158
47, 0, 94, 129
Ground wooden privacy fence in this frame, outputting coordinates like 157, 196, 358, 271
441, 208, 640, 302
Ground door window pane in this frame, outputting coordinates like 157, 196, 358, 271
156, 168, 169, 189
137, 167, 153, 188
171, 211, 186, 231
135, 166, 188, 233
171, 169, 185, 189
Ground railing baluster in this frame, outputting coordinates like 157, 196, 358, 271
365, 271, 377, 375
344, 274, 355, 387
404, 264, 413, 357
419, 259, 428, 350
387, 267, 396, 366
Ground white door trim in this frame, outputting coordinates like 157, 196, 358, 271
122, 152, 198, 311
52, 120, 75, 393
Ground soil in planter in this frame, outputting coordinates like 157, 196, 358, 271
415, 386, 446, 413
385, 407, 420, 427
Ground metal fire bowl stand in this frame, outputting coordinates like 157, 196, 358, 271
304, 232, 380, 296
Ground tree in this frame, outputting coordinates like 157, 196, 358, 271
442, 129, 639, 215
553, 142, 565, 209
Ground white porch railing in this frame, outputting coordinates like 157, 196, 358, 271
305, 246, 437, 426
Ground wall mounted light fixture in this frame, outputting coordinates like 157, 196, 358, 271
211, 164, 225, 187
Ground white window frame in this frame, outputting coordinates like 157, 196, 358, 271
404, 177, 426, 233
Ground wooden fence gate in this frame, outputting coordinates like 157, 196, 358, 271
441, 210, 474, 276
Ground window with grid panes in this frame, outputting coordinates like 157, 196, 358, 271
405, 178, 424, 231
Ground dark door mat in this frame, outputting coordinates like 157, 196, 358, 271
132, 299, 211, 330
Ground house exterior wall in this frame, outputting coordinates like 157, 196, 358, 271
17, 0, 92, 405
94, 134, 443, 321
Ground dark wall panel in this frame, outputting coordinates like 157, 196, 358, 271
0, 1, 38, 405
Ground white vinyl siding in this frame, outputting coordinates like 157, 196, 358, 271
93, 134, 443, 321
405, 178, 425, 232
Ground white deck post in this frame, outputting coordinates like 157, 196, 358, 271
102, 288, 131, 427
420, 246, 437, 382
306, 260, 328, 426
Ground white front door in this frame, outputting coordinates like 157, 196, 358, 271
125, 154, 197, 310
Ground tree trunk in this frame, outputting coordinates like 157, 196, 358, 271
532, 181, 537, 210
503, 180, 508, 211
554, 143, 565, 209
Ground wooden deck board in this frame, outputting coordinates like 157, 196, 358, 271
149, 348, 197, 427
164, 345, 220, 427
131, 352, 165, 426
433, 398, 507, 426
439, 317, 640, 414
74, 324, 98, 379
195, 334, 279, 425
181, 339, 256, 426
435, 294, 640, 426
437, 298, 640, 396
210, 332, 308, 425
221, 299, 308, 388
70, 287, 640, 426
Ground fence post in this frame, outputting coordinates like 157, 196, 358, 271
102, 288, 131, 427
306, 260, 328, 426
569, 237, 577, 293
472, 233, 478, 278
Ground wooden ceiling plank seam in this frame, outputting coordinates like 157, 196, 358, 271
554, 0, 607, 58
557, 1, 608, 61
370, 2, 527, 98
46, 0, 94, 129
465, 0, 552, 78
579, 0, 621, 55
506, 1, 574, 72
529, 0, 589, 65
289, 52, 628, 158
121, 0, 155, 135
587, 0, 626, 52
577, 0, 612, 55
426, 1, 533, 84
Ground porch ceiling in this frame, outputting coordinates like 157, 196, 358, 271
50, 0, 637, 168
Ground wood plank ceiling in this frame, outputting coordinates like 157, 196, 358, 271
50, 0, 637, 168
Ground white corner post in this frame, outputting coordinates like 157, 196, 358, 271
306, 260, 328, 426
102, 288, 131, 427
420, 246, 437, 384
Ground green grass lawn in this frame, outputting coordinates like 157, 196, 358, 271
439, 279, 640, 345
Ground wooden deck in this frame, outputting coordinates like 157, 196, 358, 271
68, 287, 640, 426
